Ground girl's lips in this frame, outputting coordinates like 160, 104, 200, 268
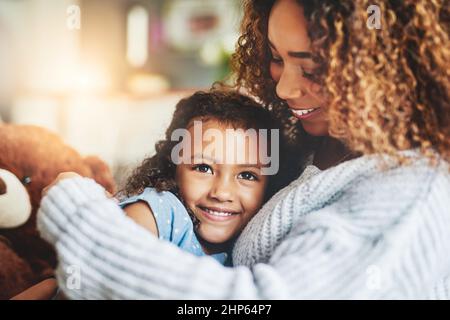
197, 206, 240, 222
290, 107, 322, 120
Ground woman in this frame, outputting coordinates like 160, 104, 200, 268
37, 0, 449, 299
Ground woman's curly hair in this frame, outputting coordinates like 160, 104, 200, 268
231, 0, 450, 165
122, 89, 298, 201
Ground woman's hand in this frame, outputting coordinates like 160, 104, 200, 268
42, 172, 117, 201
42, 172, 81, 197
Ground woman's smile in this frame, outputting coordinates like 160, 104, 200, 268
290, 107, 322, 120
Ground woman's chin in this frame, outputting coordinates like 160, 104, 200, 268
301, 120, 329, 136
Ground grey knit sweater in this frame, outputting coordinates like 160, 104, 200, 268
37, 151, 450, 299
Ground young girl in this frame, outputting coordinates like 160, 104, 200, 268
119, 90, 287, 266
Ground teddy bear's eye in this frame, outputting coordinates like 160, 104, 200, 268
22, 176, 32, 185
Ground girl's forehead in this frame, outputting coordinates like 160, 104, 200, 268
184, 119, 270, 166
186, 119, 264, 143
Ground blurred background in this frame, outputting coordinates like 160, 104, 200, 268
0, 0, 242, 186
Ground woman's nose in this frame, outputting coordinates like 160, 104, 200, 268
276, 69, 304, 101
209, 176, 233, 203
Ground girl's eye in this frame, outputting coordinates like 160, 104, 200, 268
193, 164, 213, 174
238, 171, 258, 181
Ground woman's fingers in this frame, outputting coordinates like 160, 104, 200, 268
42, 172, 82, 197
105, 190, 119, 203
42, 172, 117, 203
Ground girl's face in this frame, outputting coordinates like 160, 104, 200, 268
268, 0, 329, 136
175, 119, 268, 250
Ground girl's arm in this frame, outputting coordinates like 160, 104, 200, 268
123, 202, 159, 236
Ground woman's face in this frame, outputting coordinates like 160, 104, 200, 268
268, 0, 329, 136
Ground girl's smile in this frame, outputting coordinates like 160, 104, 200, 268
197, 205, 240, 222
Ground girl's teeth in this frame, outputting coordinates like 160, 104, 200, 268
292, 108, 317, 116
204, 208, 234, 216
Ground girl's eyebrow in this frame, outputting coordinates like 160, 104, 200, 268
268, 39, 312, 59
191, 154, 264, 168
235, 164, 263, 169
191, 154, 214, 162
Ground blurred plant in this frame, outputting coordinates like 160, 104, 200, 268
199, 33, 237, 83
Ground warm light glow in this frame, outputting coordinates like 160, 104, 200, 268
71, 63, 111, 93
126, 5, 149, 68
127, 73, 170, 96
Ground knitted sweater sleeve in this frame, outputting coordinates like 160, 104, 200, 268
37, 171, 450, 299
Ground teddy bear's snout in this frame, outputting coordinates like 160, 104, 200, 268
0, 176, 6, 195
0, 169, 32, 228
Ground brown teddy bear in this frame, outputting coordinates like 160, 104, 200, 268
0, 124, 116, 299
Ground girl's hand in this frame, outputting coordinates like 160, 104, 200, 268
42, 172, 81, 197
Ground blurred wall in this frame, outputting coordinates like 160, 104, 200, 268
0, 0, 241, 184
0, 0, 81, 120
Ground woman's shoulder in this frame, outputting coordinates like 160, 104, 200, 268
261, 148, 448, 215
233, 150, 450, 266
319, 150, 449, 207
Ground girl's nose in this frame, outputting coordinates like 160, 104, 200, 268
209, 176, 234, 203
276, 69, 304, 101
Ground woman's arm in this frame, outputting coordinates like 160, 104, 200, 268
37, 177, 255, 299
10, 278, 58, 300
37, 173, 450, 299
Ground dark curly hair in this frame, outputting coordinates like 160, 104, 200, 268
231, 0, 450, 166
122, 89, 300, 202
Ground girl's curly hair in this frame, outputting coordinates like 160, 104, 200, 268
231, 0, 450, 165
122, 89, 299, 200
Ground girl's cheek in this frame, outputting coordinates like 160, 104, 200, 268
177, 170, 201, 198
240, 184, 266, 213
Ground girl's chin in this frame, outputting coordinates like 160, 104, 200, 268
197, 227, 236, 248
198, 234, 231, 246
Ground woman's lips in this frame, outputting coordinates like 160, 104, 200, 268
197, 206, 240, 222
290, 107, 321, 120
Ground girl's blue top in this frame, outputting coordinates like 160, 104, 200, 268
119, 188, 230, 265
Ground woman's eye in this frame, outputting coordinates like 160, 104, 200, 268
270, 55, 283, 65
301, 67, 315, 79
238, 171, 258, 181
193, 164, 213, 174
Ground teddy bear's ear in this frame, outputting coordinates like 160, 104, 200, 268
83, 156, 116, 195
